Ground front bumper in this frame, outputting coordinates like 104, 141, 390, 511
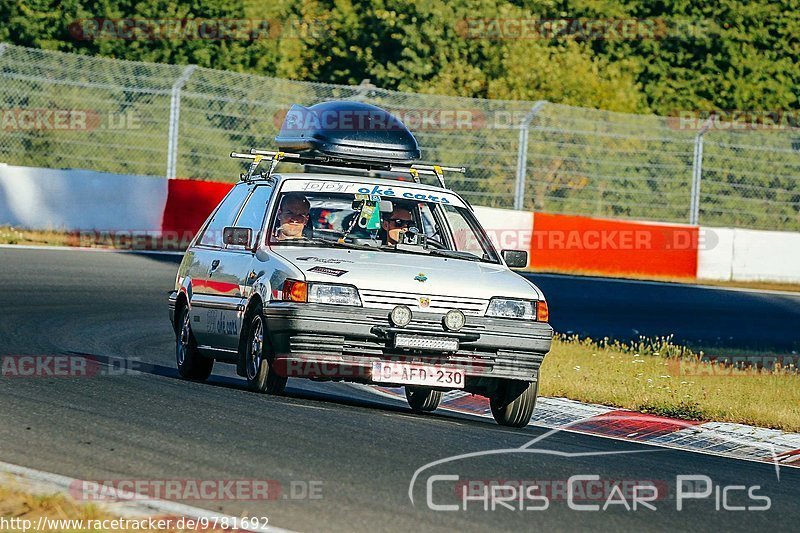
264, 302, 553, 386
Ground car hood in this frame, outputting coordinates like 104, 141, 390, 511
270, 246, 543, 301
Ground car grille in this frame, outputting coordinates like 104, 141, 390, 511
287, 334, 543, 379
359, 288, 489, 315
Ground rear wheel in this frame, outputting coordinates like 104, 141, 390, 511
245, 305, 287, 394
405, 386, 443, 413
490, 380, 537, 428
175, 305, 213, 381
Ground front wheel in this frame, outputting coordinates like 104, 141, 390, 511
405, 386, 443, 413
175, 305, 214, 381
490, 380, 538, 428
244, 306, 287, 395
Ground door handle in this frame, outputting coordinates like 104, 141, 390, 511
209, 259, 220, 276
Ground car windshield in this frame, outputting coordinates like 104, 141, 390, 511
267, 184, 500, 263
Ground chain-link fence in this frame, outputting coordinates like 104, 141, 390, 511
1, 43, 798, 230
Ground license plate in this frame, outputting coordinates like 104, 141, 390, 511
372, 362, 465, 388
394, 334, 459, 351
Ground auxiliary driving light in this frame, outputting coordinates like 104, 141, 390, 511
390, 305, 412, 327
443, 309, 466, 332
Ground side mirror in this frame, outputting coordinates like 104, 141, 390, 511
223, 226, 252, 247
502, 249, 528, 269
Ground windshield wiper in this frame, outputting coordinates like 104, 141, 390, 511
427, 248, 482, 262
277, 237, 383, 252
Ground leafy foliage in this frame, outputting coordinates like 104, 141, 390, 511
2, 0, 797, 114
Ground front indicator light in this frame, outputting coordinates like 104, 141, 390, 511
536, 300, 549, 322
282, 280, 308, 302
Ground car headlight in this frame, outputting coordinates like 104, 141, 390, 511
281, 280, 362, 306
308, 282, 362, 306
485, 298, 537, 320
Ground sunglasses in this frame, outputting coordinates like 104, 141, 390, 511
386, 218, 413, 227
282, 211, 309, 220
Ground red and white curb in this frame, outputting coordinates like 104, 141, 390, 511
367, 387, 800, 470
0, 461, 293, 533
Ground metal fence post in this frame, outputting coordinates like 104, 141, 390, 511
689, 114, 715, 225
514, 100, 547, 210
166, 65, 196, 179
0, 43, 8, 57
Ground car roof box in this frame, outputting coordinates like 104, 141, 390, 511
274, 101, 421, 166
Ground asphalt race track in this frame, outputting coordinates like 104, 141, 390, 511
526, 273, 800, 352
1, 247, 798, 532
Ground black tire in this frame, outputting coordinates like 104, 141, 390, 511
490, 380, 538, 428
244, 304, 287, 394
175, 305, 214, 381
405, 386, 443, 413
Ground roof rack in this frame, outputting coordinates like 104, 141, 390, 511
230, 148, 466, 189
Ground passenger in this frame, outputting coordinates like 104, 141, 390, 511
381, 206, 414, 246
275, 193, 311, 241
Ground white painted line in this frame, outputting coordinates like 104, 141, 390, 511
358, 385, 800, 472
0, 461, 296, 533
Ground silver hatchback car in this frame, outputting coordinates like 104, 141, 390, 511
168, 102, 553, 427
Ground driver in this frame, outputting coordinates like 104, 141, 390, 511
275, 193, 311, 241
381, 206, 414, 246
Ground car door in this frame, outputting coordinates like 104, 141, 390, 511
210, 184, 275, 350
188, 183, 251, 351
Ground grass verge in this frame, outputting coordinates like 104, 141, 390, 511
0, 227, 75, 247
540, 335, 800, 432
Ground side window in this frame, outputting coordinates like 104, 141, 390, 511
443, 204, 494, 260
418, 203, 443, 246
232, 185, 273, 248
198, 185, 250, 247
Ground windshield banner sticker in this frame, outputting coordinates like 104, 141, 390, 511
283, 179, 465, 207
